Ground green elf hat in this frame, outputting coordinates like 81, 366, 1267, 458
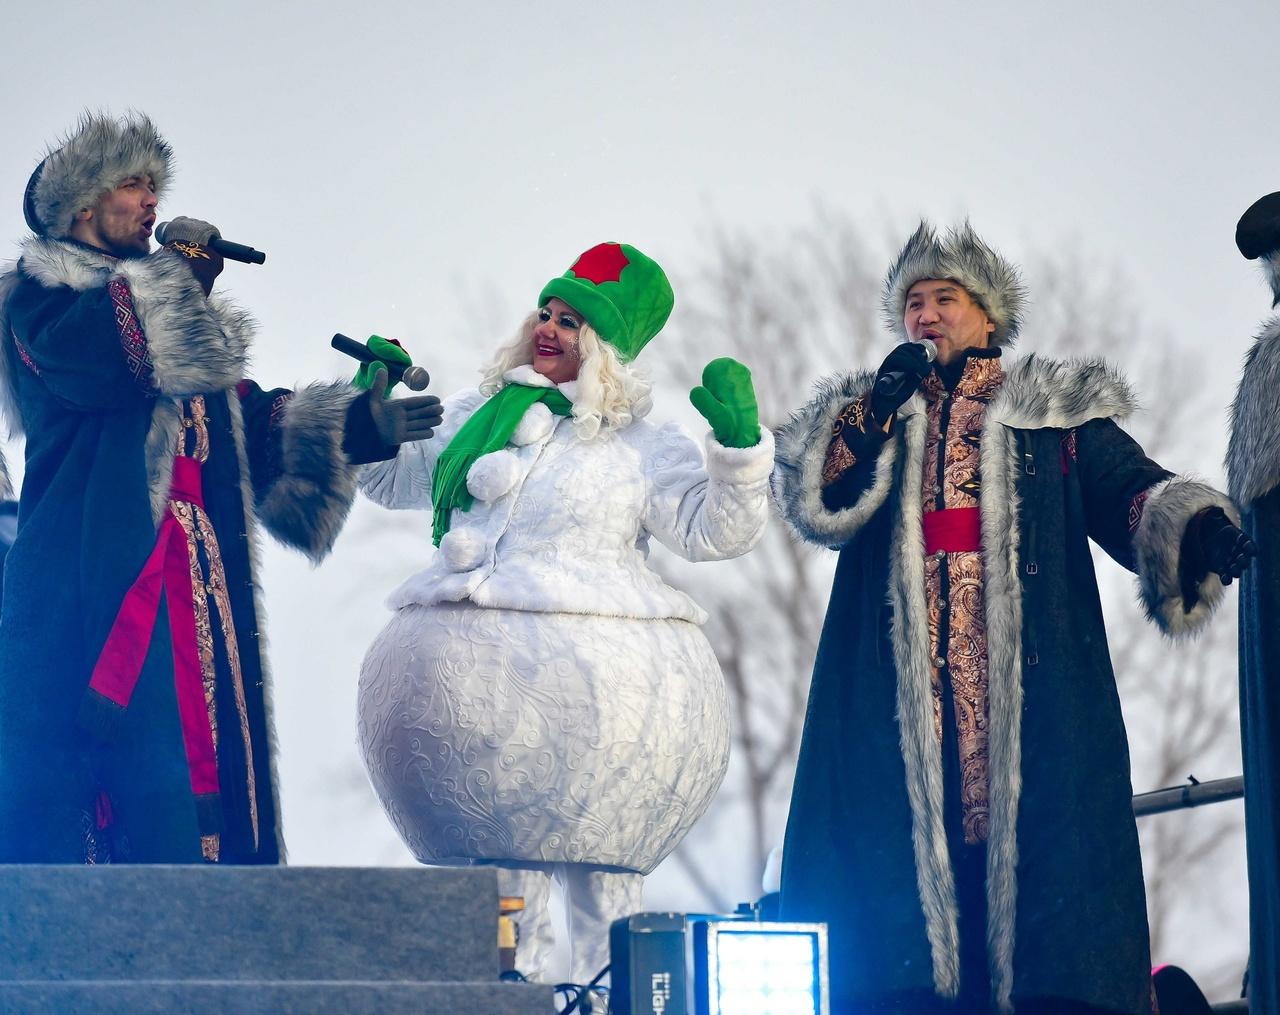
538, 242, 674, 361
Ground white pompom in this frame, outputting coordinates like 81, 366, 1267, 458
466, 449, 521, 502
510, 402, 555, 446
438, 527, 487, 572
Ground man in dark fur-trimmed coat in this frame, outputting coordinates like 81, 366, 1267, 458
0, 113, 441, 865
772, 222, 1253, 1014
1227, 191, 1280, 1015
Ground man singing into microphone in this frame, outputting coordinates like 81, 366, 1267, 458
771, 222, 1253, 1013
0, 112, 441, 864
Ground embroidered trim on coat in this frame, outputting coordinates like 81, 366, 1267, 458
821, 397, 867, 487
107, 277, 155, 391
1128, 489, 1150, 535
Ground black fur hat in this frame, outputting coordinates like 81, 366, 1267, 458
23, 111, 172, 238
1236, 191, 1280, 307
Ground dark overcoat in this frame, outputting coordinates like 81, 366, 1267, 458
0, 237, 365, 863
772, 355, 1234, 1014
1228, 315, 1280, 1015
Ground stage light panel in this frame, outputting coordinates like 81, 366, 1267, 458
694, 921, 829, 1015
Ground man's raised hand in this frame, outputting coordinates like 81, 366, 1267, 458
366, 366, 444, 445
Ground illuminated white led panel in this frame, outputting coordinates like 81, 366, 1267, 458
699, 922, 829, 1015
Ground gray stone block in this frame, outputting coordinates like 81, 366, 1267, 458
0, 866, 499, 983
0, 980, 553, 1014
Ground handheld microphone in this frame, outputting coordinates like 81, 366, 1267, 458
155, 221, 267, 265
874, 338, 938, 401
331, 334, 431, 391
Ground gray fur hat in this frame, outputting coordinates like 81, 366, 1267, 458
882, 221, 1028, 347
23, 111, 173, 239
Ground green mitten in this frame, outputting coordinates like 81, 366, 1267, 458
352, 335, 412, 396
689, 357, 761, 448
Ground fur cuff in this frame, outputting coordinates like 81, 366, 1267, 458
256, 381, 362, 563
113, 251, 248, 394
771, 371, 895, 547
1227, 316, 1280, 505
705, 426, 776, 485
1133, 476, 1238, 638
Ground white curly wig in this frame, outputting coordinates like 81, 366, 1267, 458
479, 312, 652, 439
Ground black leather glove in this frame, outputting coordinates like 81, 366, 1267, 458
365, 366, 444, 445
869, 342, 933, 426
161, 216, 224, 297
1199, 507, 1257, 584
1179, 506, 1258, 611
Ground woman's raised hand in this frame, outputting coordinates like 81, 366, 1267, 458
689, 357, 761, 448
352, 335, 413, 395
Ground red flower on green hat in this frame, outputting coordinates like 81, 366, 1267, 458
570, 243, 630, 285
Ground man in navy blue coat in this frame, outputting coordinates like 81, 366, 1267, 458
773, 222, 1253, 1014
0, 112, 440, 864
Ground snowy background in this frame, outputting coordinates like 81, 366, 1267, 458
2, 0, 1279, 999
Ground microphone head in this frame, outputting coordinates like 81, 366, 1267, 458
918, 338, 939, 363
154, 220, 172, 245
401, 365, 431, 391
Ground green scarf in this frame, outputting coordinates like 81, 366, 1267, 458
431, 383, 573, 545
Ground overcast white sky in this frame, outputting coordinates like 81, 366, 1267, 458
3, 0, 1278, 994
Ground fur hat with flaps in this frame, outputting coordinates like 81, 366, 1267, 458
882, 220, 1028, 347
22, 111, 173, 239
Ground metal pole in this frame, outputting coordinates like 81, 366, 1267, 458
1132, 776, 1244, 818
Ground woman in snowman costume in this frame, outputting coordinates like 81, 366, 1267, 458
356, 242, 772, 982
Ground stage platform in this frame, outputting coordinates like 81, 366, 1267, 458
0, 864, 550, 1014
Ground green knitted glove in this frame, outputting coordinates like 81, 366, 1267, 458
689, 357, 761, 448
352, 335, 412, 396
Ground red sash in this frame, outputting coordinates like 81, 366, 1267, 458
923, 507, 982, 555
80, 455, 221, 836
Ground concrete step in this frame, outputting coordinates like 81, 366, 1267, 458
0, 865, 500, 983
0, 980, 553, 1014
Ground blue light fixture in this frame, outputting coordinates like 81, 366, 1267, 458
693, 921, 829, 1015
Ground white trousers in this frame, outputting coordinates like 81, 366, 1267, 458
496, 864, 644, 984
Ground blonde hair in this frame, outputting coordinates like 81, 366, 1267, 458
479, 311, 652, 439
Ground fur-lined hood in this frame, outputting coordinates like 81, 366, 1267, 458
1228, 315, 1280, 505
23, 112, 172, 240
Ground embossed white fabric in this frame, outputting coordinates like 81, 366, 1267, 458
357, 368, 769, 966
358, 369, 775, 624
358, 603, 732, 872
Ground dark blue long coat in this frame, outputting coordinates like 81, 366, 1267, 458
1228, 316, 1280, 1015
0, 236, 368, 863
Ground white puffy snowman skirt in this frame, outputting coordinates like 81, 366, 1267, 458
357, 602, 731, 874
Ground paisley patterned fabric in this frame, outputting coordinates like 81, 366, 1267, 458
357, 603, 731, 873
920, 355, 1004, 845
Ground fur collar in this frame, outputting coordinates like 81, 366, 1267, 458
981, 353, 1137, 430
841, 353, 1136, 438
773, 354, 1138, 549
1227, 315, 1280, 504
17, 234, 129, 291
